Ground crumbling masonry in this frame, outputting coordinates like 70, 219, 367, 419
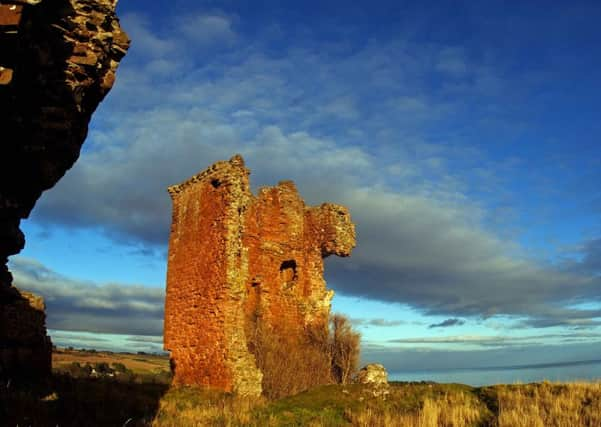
0, 0, 128, 378
164, 155, 356, 396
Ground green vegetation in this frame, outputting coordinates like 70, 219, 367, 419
4, 371, 601, 426
152, 381, 601, 427
3, 349, 601, 426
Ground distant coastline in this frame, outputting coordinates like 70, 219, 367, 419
403, 358, 601, 373
390, 358, 601, 386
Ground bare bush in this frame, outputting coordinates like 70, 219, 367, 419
249, 313, 361, 398
330, 313, 361, 384
251, 322, 332, 399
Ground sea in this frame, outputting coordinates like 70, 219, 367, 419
389, 359, 601, 386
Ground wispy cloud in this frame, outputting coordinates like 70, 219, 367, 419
178, 13, 237, 45
566, 238, 601, 276
352, 318, 409, 328
27, 8, 601, 333
11, 257, 164, 336
363, 341, 601, 373
429, 318, 465, 328
388, 332, 601, 348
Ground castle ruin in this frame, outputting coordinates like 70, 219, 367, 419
0, 0, 128, 379
164, 155, 356, 396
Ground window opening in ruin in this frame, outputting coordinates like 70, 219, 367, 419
211, 178, 221, 188
280, 259, 297, 289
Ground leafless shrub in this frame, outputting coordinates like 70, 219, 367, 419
251, 322, 332, 399
249, 313, 361, 398
330, 313, 361, 385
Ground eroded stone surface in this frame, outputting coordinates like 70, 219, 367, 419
0, 0, 128, 379
164, 155, 356, 396
356, 363, 389, 386
0, 0, 129, 289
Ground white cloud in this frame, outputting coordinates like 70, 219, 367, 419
179, 14, 237, 45
25, 9, 601, 332
10, 257, 164, 336
120, 13, 177, 59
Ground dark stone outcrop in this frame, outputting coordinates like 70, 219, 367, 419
0, 289, 52, 379
0, 0, 129, 379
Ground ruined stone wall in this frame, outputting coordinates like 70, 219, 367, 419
0, 0, 128, 379
0, 289, 52, 378
164, 156, 263, 395
0, 0, 129, 289
164, 155, 356, 396
243, 183, 354, 337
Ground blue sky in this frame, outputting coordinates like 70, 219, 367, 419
9, 0, 601, 373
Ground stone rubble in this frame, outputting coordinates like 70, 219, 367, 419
356, 363, 390, 398
356, 363, 389, 386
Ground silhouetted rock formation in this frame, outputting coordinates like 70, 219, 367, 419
0, 0, 128, 379
164, 155, 356, 396
0, 289, 52, 379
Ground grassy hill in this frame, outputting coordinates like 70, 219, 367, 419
152, 381, 601, 426
1, 348, 600, 426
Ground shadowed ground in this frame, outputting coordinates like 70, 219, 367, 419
0, 374, 168, 427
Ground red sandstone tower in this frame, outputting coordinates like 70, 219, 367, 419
164, 155, 355, 396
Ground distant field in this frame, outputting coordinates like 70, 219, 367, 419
53, 348, 170, 374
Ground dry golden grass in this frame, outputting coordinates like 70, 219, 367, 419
344, 390, 484, 427
12, 354, 601, 427
151, 381, 601, 427
151, 383, 488, 426
151, 386, 263, 427
496, 381, 601, 427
